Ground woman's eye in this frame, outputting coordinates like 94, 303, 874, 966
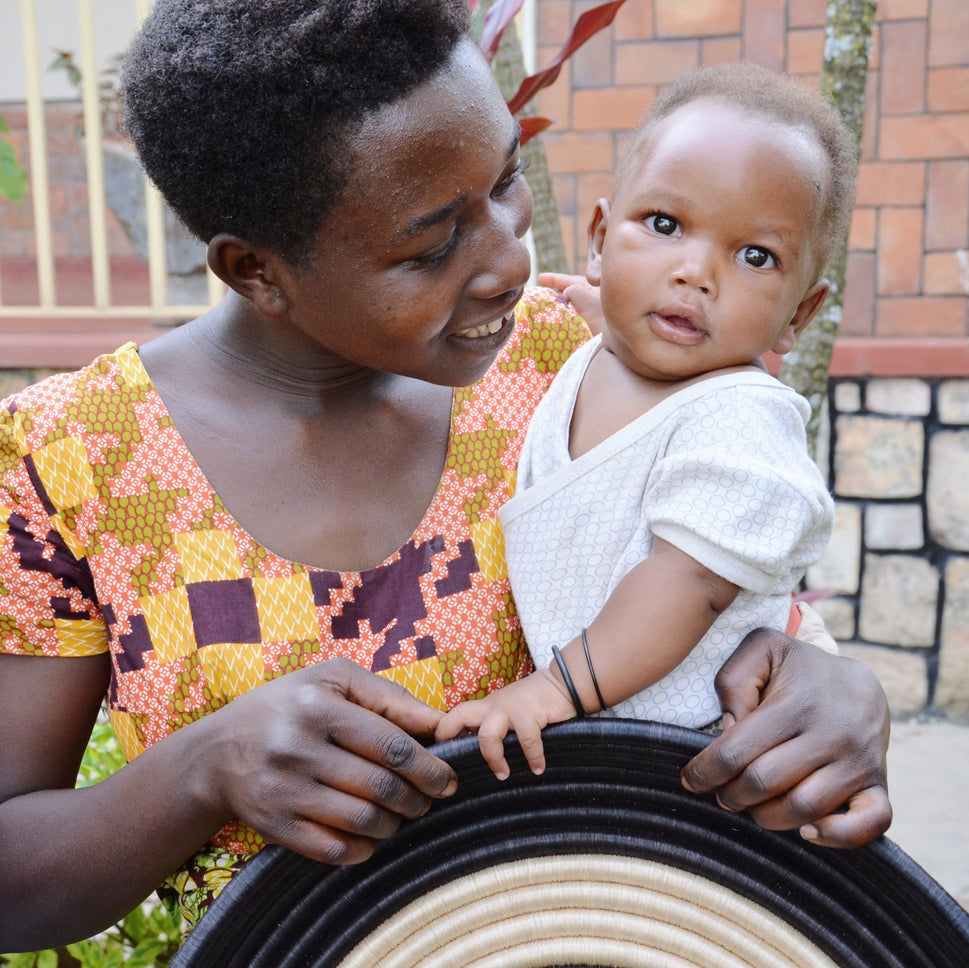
412, 233, 458, 268
494, 159, 529, 197
741, 246, 776, 268
646, 214, 678, 236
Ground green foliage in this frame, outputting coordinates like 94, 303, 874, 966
0, 114, 27, 204
0, 715, 183, 968
76, 714, 126, 788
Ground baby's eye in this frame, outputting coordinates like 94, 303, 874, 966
740, 246, 776, 268
646, 214, 678, 236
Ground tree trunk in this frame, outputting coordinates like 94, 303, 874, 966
488, 14, 570, 275
778, 0, 878, 454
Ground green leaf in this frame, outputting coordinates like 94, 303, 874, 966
126, 941, 167, 967
77, 713, 125, 788
0, 953, 42, 968
0, 135, 27, 204
66, 940, 108, 968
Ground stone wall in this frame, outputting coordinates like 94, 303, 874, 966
809, 376, 969, 717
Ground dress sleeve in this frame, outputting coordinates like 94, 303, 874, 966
0, 399, 107, 657
644, 385, 834, 596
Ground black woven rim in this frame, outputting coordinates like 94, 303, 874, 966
173, 719, 969, 967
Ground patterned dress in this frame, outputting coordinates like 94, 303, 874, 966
0, 288, 590, 927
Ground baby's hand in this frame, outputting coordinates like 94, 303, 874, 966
436, 671, 577, 780
537, 272, 604, 334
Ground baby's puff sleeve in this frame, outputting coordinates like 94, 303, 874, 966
644, 384, 834, 596
0, 400, 107, 657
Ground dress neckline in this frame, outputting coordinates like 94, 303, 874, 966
123, 342, 457, 577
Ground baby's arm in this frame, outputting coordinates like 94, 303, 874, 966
562, 536, 739, 714
437, 536, 737, 777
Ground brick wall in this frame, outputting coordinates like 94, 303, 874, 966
535, 0, 969, 357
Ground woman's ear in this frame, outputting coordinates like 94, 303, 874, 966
207, 234, 290, 317
772, 278, 830, 355
585, 199, 611, 286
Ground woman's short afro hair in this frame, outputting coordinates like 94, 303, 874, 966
616, 61, 859, 278
121, 0, 470, 265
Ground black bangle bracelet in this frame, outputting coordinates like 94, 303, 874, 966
551, 645, 586, 718
581, 628, 608, 712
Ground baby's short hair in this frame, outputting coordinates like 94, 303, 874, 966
121, 0, 470, 265
617, 62, 859, 277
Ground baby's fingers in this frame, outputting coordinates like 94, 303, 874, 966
435, 703, 483, 743
477, 713, 514, 781
513, 720, 547, 777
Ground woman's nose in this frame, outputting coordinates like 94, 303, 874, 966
467, 193, 534, 300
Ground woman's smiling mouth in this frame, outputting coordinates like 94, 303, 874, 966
455, 311, 515, 340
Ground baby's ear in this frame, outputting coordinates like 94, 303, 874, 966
207, 234, 290, 317
772, 279, 830, 355
585, 199, 611, 286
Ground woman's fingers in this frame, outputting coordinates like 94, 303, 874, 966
536, 272, 604, 333
681, 629, 891, 845
798, 785, 893, 848
205, 660, 458, 863
300, 659, 458, 801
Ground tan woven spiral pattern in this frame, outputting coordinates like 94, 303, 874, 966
338, 854, 838, 968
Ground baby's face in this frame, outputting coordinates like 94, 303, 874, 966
591, 100, 829, 383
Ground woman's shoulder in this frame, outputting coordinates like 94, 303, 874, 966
504, 286, 592, 376
3, 343, 147, 412
1, 343, 149, 454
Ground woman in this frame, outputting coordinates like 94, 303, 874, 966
0, 0, 890, 951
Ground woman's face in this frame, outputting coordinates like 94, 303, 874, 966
274, 39, 533, 388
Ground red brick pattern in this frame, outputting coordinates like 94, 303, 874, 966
0, 2, 967, 374
536, 0, 969, 366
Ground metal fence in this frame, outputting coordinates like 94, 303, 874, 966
0, 0, 222, 323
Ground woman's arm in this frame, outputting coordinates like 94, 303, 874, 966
680, 628, 892, 847
0, 653, 456, 951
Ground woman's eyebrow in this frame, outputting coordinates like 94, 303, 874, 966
395, 123, 523, 243
397, 197, 465, 242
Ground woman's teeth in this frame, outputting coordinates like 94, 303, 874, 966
461, 316, 506, 339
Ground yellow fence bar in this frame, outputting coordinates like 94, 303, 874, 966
78, 0, 111, 308
134, 0, 170, 310
6, 304, 216, 319
19, 0, 56, 306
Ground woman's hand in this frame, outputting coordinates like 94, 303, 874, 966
202, 658, 458, 865
680, 628, 892, 848
0, 654, 457, 949
537, 272, 604, 334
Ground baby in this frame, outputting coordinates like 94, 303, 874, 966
437, 62, 856, 779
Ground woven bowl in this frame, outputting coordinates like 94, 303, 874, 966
173, 719, 969, 968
